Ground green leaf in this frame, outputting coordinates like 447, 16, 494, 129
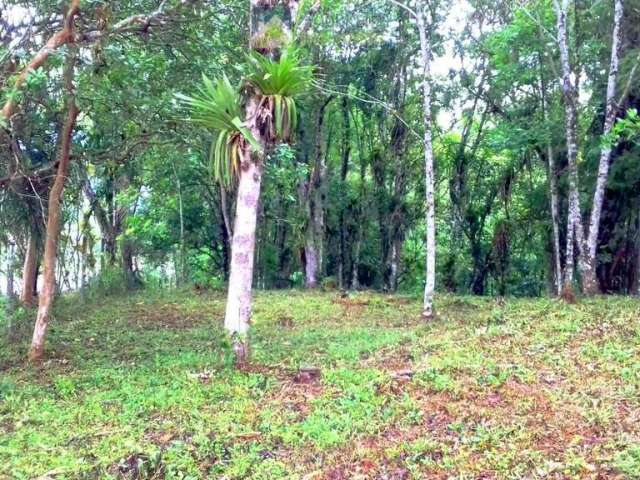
231, 117, 262, 153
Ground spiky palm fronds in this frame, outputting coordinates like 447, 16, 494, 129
176, 75, 261, 187
244, 50, 313, 141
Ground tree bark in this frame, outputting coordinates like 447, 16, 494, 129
224, 98, 264, 363
172, 162, 187, 285
547, 145, 563, 296
81, 170, 119, 266
555, 0, 588, 295
1, 0, 80, 122
29, 42, 79, 361
338, 97, 351, 289
302, 97, 331, 288
417, 1, 436, 318
351, 232, 361, 290
582, 0, 623, 295
5, 241, 15, 298
20, 233, 39, 306
224, 0, 298, 363
121, 238, 140, 289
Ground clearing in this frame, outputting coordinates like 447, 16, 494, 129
1, 291, 639, 479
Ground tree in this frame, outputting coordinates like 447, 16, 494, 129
554, 0, 588, 297
415, 0, 437, 318
29, 33, 79, 361
582, 0, 624, 295
180, 2, 313, 363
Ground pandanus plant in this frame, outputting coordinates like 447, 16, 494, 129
177, 50, 313, 186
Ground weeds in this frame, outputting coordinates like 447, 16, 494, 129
0, 290, 638, 478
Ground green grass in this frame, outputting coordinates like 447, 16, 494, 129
0, 290, 639, 479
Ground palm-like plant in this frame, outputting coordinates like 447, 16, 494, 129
244, 49, 313, 141
177, 75, 261, 186
177, 51, 312, 186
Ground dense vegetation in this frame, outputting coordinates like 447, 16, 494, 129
1, 0, 639, 477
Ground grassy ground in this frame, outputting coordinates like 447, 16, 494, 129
0, 290, 639, 479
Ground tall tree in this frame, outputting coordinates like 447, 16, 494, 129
583, 0, 624, 294
223, 0, 309, 363
554, 0, 588, 296
415, 0, 437, 317
554, 0, 625, 296
29, 24, 80, 361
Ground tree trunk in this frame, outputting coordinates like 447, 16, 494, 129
417, 1, 436, 318
582, 0, 623, 295
20, 233, 38, 306
82, 174, 118, 266
351, 232, 361, 290
219, 185, 233, 279
303, 97, 331, 288
388, 237, 402, 292
121, 238, 140, 289
223, 98, 264, 363
555, 0, 588, 296
29, 42, 79, 361
172, 162, 187, 285
538, 56, 563, 297
338, 97, 351, 289
548, 145, 563, 296
223, 0, 298, 363
6, 241, 15, 298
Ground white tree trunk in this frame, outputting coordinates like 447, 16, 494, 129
538, 61, 562, 296
582, 0, 624, 295
6, 241, 15, 298
555, 0, 588, 292
223, 98, 264, 363
351, 233, 361, 290
171, 162, 186, 285
417, 1, 436, 318
548, 145, 562, 296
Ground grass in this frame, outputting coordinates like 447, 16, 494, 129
0, 290, 639, 479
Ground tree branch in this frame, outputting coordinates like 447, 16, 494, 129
1, 0, 80, 122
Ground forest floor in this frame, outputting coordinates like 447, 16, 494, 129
0, 290, 639, 479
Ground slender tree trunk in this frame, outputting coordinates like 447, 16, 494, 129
582, 0, 623, 295
538, 57, 563, 297
417, 1, 436, 318
548, 145, 563, 296
338, 97, 351, 289
303, 98, 331, 288
29, 43, 79, 361
223, 0, 299, 363
555, 0, 588, 295
224, 97, 264, 362
6, 241, 15, 298
172, 163, 187, 285
351, 232, 361, 290
20, 233, 38, 306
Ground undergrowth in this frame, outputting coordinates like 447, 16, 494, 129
0, 290, 638, 479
